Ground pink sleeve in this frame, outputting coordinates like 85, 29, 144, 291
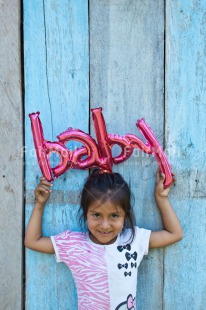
50, 230, 71, 263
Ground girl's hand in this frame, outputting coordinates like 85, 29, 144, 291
150, 169, 182, 248
34, 177, 53, 205
155, 168, 175, 199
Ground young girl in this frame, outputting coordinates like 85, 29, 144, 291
25, 169, 183, 310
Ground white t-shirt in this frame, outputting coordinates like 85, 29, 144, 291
51, 226, 151, 310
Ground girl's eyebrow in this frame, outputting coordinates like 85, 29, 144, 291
89, 209, 100, 213
89, 209, 123, 215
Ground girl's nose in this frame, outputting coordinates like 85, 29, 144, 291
100, 220, 110, 229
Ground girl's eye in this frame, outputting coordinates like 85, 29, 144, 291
93, 213, 100, 218
111, 214, 118, 219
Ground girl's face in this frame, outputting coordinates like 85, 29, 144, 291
87, 200, 125, 245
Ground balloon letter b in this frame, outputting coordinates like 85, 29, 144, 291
29, 113, 70, 181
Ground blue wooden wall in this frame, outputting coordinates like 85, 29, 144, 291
24, 1, 88, 309
24, 1, 206, 309
164, 1, 206, 308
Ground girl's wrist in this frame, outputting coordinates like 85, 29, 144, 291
34, 201, 46, 210
155, 194, 169, 202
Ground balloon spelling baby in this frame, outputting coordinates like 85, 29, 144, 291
29, 107, 173, 188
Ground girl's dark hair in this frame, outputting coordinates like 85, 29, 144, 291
79, 169, 136, 244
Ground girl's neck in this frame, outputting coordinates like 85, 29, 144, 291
89, 231, 118, 245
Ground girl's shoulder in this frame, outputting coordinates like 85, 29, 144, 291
119, 226, 151, 245
134, 226, 151, 235
118, 226, 151, 256
52, 230, 87, 242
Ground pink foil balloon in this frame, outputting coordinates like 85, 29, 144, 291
29, 112, 53, 181
137, 119, 173, 188
91, 108, 113, 172
29, 109, 173, 187
57, 128, 100, 169
29, 113, 70, 181
58, 126, 113, 172
107, 134, 133, 164
44, 141, 70, 179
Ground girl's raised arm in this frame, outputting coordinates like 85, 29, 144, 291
149, 169, 183, 249
24, 177, 54, 254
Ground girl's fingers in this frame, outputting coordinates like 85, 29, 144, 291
37, 185, 52, 193
167, 183, 173, 190
160, 173, 165, 183
156, 169, 161, 181
39, 177, 53, 186
156, 168, 161, 176
40, 180, 53, 187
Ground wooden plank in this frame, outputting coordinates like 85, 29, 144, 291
0, 1, 23, 309
164, 1, 206, 308
90, 1, 165, 309
24, 0, 88, 309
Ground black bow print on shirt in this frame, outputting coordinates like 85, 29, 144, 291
131, 262, 137, 268
117, 244, 131, 252
124, 271, 131, 277
125, 251, 137, 261
118, 263, 128, 269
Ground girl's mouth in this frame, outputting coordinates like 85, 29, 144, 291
99, 231, 112, 235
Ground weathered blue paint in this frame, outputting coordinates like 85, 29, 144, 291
24, 0, 206, 309
90, 1, 165, 309
24, 0, 88, 309
165, 1, 206, 308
